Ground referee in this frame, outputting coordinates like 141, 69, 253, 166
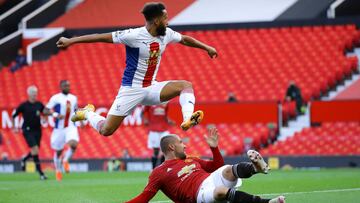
12, 85, 47, 180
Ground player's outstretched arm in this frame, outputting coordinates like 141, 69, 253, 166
56, 33, 113, 48
180, 35, 218, 58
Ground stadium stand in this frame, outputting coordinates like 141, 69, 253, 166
0, 24, 359, 159
261, 122, 360, 155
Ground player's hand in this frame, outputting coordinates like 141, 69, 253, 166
56, 37, 72, 48
207, 46, 218, 58
204, 127, 219, 148
57, 115, 65, 120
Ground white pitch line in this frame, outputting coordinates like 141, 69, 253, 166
258, 187, 360, 196
150, 188, 360, 203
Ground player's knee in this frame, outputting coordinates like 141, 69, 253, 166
213, 186, 229, 201
222, 165, 237, 181
181, 80, 193, 89
100, 127, 116, 136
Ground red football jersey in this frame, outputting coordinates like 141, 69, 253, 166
143, 104, 169, 132
126, 147, 224, 203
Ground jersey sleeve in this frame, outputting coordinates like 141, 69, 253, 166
165, 27, 182, 44
46, 95, 56, 109
125, 191, 157, 203
126, 170, 161, 202
111, 29, 135, 46
144, 169, 162, 192
194, 147, 224, 173
12, 103, 24, 118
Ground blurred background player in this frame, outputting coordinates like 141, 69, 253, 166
11, 85, 47, 180
43, 80, 81, 181
127, 127, 284, 203
142, 103, 174, 169
56, 2, 217, 137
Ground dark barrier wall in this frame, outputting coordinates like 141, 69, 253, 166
32, 30, 64, 61
0, 0, 39, 39
0, 31, 22, 66
26, 0, 69, 28
310, 100, 360, 123
276, 0, 334, 20
167, 102, 279, 125
336, 0, 360, 17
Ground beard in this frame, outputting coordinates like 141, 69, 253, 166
175, 151, 187, 160
156, 25, 166, 36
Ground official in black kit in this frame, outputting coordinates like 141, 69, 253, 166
12, 85, 47, 180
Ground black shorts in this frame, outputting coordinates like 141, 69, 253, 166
23, 130, 42, 148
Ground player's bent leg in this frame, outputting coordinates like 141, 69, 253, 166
224, 188, 275, 203
159, 80, 204, 131
159, 80, 193, 102
98, 114, 125, 136
213, 186, 230, 201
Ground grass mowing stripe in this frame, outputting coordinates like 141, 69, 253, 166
150, 188, 360, 203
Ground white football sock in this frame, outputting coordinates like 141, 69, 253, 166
53, 153, 62, 171
86, 111, 106, 132
63, 148, 73, 162
179, 89, 195, 122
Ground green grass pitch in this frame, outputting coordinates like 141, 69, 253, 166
1, 168, 360, 203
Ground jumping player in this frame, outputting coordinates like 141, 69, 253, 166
126, 127, 285, 203
56, 2, 217, 136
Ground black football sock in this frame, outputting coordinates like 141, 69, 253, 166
23, 152, 32, 161
232, 162, 256, 178
21, 152, 32, 171
226, 188, 271, 203
32, 155, 44, 175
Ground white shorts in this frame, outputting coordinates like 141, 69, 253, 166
51, 127, 79, 151
147, 131, 169, 149
197, 165, 242, 203
108, 81, 170, 116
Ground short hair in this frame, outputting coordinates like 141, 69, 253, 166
160, 134, 177, 154
60, 80, 68, 86
27, 85, 38, 95
141, 2, 166, 22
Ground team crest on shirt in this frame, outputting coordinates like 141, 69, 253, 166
177, 164, 196, 177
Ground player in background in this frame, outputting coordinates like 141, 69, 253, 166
12, 86, 47, 180
43, 80, 81, 181
142, 103, 174, 169
126, 127, 285, 203
56, 2, 217, 137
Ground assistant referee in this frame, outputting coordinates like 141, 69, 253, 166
12, 85, 47, 180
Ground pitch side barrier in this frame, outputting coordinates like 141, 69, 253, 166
1, 155, 359, 173
167, 101, 280, 126
310, 100, 360, 125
